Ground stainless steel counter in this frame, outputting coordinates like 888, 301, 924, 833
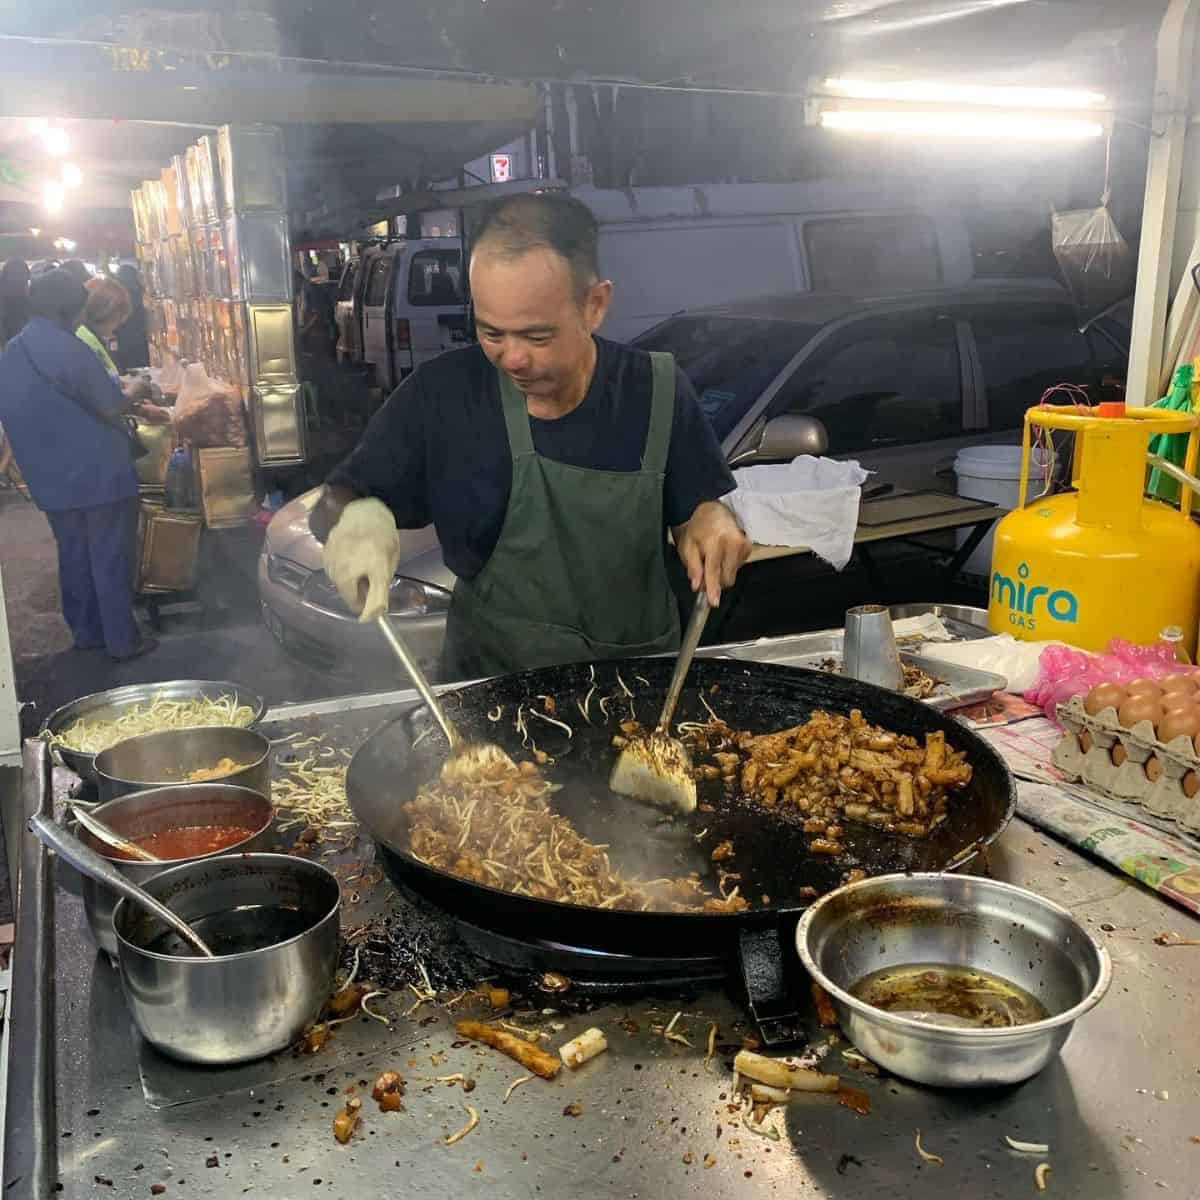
6, 670, 1200, 1200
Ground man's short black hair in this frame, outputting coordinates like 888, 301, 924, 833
472, 192, 600, 301
28, 268, 87, 330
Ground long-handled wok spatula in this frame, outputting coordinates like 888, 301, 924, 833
375, 615, 516, 782
609, 592, 711, 815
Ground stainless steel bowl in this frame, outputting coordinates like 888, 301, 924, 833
795, 873, 1112, 1088
113, 853, 340, 1065
95, 726, 271, 803
77, 784, 275, 958
42, 680, 266, 785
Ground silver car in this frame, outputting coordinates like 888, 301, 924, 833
259, 283, 1127, 680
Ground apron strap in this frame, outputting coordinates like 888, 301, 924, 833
643, 351, 676, 475
496, 367, 535, 459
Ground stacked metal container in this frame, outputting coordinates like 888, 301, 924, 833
218, 124, 305, 465
129, 123, 305, 467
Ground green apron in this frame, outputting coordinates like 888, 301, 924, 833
442, 352, 682, 678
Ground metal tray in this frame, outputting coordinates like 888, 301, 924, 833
887, 602, 992, 641
707, 632, 1006, 710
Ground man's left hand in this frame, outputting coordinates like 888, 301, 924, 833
674, 500, 751, 608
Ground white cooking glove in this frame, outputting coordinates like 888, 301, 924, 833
322, 497, 402, 623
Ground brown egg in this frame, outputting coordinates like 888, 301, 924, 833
1111, 744, 1128, 767
1124, 678, 1164, 701
1159, 672, 1199, 695
1079, 731, 1093, 753
1146, 757, 1163, 782
1160, 692, 1198, 714
1118, 696, 1163, 729
1184, 771, 1200, 798
1084, 683, 1126, 716
1158, 708, 1200, 745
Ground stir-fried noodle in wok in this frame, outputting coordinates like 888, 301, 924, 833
402, 697, 974, 913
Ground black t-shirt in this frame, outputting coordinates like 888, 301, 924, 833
327, 337, 735, 581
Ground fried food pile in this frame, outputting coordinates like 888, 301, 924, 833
404, 756, 745, 913
702, 708, 972, 853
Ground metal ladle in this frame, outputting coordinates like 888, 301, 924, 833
70, 803, 159, 863
29, 813, 215, 957
375, 614, 516, 778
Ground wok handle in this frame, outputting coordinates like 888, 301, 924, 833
28, 812, 216, 958
657, 592, 711, 731
376, 614, 460, 749
738, 923, 809, 1047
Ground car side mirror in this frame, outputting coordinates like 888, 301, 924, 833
729, 414, 829, 467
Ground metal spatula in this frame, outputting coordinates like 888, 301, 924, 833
609, 593, 711, 814
375, 615, 516, 782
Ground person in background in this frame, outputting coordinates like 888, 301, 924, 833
76, 275, 131, 376
59, 258, 91, 286
0, 269, 154, 660
1, 259, 30, 346
114, 265, 150, 371
299, 262, 337, 360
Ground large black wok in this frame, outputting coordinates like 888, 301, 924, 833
346, 656, 1016, 966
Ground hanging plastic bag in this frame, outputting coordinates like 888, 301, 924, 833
1052, 132, 1136, 319
1051, 202, 1137, 319
172, 362, 247, 448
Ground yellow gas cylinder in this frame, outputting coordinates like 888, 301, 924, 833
988, 405, 1200, 656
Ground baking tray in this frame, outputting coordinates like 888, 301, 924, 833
709, 633, 1007, 710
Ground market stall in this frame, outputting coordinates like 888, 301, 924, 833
6, 603, 1200, 1199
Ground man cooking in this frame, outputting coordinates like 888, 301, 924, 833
314, 192, 750, 679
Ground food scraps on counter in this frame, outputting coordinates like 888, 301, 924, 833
332, 1096, 362, 1144
455, 1019, 563, 1079
371, 1070, 405, 1112
559, 1027, 608, 1069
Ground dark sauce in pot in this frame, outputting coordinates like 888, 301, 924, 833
144, 904, 312, 958
110, 824, 256, 861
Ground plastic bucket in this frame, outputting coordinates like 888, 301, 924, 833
954, 445, 1040, 577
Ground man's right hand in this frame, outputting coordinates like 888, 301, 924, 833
322, 497, 402, 623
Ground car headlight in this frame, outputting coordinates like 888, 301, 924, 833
302, 572, 452, 619
388, 576, 453, 618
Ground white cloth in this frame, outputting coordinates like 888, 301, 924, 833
323, 497, 402, 623
723, 456, 870, 570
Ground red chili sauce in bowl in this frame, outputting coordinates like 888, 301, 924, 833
110, 825, 257, 861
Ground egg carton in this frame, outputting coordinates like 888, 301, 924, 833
1054, 696, 1200, 830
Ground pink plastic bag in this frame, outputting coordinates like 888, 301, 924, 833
1025, 639, 1185, 722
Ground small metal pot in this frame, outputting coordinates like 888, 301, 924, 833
113, 853, 340, 1065
95, 726, 271, 803
77, 784, 274, 958
42, 679, 266, 785
795, 873, 1112, 1088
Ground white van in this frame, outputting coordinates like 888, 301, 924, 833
355, 183, 1057, 384
580, 180, 1054, 343
356, 239, 470, 391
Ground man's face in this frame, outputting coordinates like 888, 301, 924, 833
470, 247, 611, 400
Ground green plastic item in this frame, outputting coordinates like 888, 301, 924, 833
1148, 363, 1194, 503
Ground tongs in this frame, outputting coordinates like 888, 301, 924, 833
375, 615, 515, 782
609, 593, 711, 814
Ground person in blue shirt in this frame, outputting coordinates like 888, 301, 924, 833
0, 269, 155, 661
